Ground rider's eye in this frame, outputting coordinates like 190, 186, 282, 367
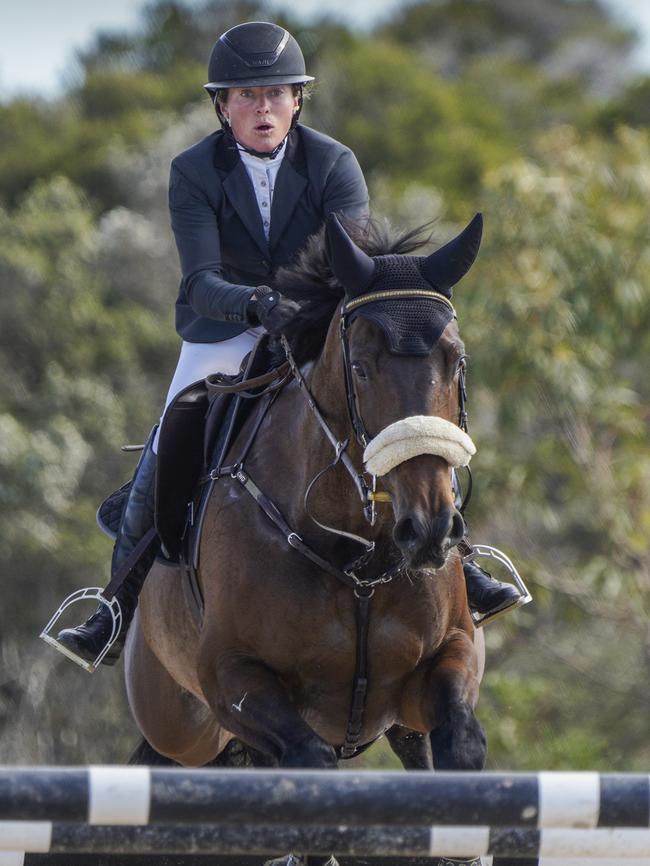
351, 361, 367, 380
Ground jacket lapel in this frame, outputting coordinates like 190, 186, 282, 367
214, 134, 269, 257
269, 131, 308, 251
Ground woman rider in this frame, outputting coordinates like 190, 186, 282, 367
54, 21, 520, 667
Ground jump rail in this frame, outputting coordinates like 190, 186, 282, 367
0, 768, 648, 829
2, 822, 650, 858
4, 853, 650, 866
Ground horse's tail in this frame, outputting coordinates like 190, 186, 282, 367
128, 737, 179, 766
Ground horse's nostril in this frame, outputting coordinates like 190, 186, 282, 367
393, 516, 420, 549
450, 511, 466, 545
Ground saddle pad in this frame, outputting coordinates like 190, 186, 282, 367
96, 481, 131, 540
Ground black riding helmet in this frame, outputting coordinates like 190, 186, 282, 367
204, 22, 314, 157
205, 21, 314, 90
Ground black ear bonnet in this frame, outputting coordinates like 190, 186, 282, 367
326, 213, 483, 356
347, 255, 455, 356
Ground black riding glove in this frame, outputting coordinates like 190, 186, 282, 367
247, 286, 300, 335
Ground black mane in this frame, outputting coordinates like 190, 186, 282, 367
270, 218, 435, 365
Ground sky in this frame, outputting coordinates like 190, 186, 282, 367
1, 0, 650, 100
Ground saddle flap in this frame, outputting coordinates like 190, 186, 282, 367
203, 333, 276, 471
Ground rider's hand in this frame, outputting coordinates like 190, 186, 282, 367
247, 286, 300, 335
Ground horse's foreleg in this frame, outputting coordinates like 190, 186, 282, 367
198, 650, 337, 768
125, 612, 233, 766
413, 632, 487, 770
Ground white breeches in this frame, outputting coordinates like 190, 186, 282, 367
152, 326, 264, 453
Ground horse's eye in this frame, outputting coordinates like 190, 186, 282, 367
351, 361, 367, 380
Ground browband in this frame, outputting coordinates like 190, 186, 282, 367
343, 289, 456, 316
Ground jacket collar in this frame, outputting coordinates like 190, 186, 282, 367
214, 128, 308, 255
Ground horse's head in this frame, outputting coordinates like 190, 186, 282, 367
326, 213, 482, 570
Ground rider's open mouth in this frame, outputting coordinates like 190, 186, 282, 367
256, 123, 274, 132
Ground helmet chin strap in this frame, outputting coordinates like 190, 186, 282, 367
230, 130, 287, 160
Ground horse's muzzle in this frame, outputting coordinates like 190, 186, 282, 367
393, 506, 465, 569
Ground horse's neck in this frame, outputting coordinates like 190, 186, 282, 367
306, 316, 352, 448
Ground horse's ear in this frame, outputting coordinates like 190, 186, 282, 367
325, 213, 375, 298
421, 213, 483, 295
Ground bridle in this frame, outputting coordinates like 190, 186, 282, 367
338, 288, 472, 515
339, 288, 458, 450
208, 289, 473, 758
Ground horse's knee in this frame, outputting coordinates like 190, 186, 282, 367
430, 702, 486, 770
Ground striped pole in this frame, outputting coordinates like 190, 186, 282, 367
1, 853, 650, 866
0, 769, 648, 829
3, 854, 650, 866
1, 822, 650, 857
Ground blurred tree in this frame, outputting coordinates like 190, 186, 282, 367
593, 75, 650, 131
381, 0, 636, 95
455, 125, 650, 769
308, 38, 517, 211
0, 172, 179, 764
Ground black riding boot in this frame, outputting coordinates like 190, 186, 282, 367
463, 559, 521, 621
56, 432, 158, 666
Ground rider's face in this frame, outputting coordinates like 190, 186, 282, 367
220, 85, 300, 152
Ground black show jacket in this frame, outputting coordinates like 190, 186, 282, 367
169, 123, 369, 343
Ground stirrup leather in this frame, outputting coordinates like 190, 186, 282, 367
463, 543, 533, 628
40, 588, 123, 673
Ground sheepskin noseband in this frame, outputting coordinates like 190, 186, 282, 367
363, 415, 476, 476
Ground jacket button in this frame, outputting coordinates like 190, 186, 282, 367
262, 259, 270, 269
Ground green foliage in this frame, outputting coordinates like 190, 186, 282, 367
381, 0, 636, 73
462, 127, 650, 586
593, 75, 650, 131
78, 63, 204, 119
0, 176, 174, 616
309, 39, 517, 210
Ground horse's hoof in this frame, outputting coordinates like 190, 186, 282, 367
262, 856, 338, 866
263, 856, 306, 866
438, 858, 483, 866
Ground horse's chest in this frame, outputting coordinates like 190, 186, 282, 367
286, 592, 439, 691
370, 614, 430, 671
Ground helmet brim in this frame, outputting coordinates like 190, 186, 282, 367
204, 74, 314, 93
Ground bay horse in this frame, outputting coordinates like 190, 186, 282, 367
125, 213, 487, 776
